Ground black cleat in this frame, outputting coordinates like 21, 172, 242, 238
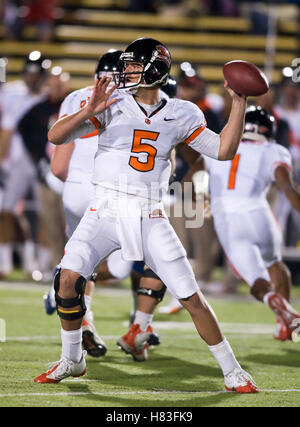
82, 330, 107, 357
147, 333, 161, 346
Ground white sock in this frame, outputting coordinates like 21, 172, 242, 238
134, 310, 153, 331
61, 328, 82, 363
0, 243, 13, 275
208, 338, 241, 376
263, 291, 275, 306
263, 291, 298, 316
84, 295, 92, 312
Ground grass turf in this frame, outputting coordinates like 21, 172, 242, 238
0, 282, 300, 407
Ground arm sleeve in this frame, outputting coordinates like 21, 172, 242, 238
178, 100, 220, 159
269, 144, 292, 181
58, 92, 76, 119
57, 91, 102, 143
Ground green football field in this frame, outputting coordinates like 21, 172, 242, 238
1, 280, 300, 408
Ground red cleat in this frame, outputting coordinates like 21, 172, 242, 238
34, 352, 86, 384
273, 318, 291, 341
267, 293, 300, 336
224, 368, 259, 394
117, 324, 151, 361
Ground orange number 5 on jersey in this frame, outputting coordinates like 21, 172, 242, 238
129, 130, 159, 172
228, 153, 241, 190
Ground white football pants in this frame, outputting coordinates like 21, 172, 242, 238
62, 180, 133, 279
214, 207, 282, 287
60, 201, 199, 299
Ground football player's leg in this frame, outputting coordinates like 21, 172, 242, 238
95, 250, 133, 282
34, 213, 119, 383
0, 210, 16, 277
117, 267, 166, 359
132, 267, 166, 343
43, 182, 89, 316
142, 217, 258, 392
142, 217, 222, 344
82, 273, 107, 357
0, 161, 36, 277
59, 181, 106, 355
216, 215, 300, 340
260, 208, 291, 301
268, 261, 292, 301
129, 261, 144, 323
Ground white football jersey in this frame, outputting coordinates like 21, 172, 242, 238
0, 80, 45, 166
59, 86, 99, 183
204, 140, 292, 215
68, 92, 220, 201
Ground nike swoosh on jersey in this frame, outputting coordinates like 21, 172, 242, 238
164, 118, 175, 121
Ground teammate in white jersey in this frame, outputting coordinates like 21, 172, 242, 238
0, 53, 47, 277
204, 106, 300, 340
35, 38, 258, 393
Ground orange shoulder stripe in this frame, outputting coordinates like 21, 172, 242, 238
185, 126, 206, 144
89, 116, 101, 129
80, 129, 98, 139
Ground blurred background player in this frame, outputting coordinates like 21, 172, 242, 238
18, 67, 70, 280
203, 106, 300, 340
0, 53, 47, 278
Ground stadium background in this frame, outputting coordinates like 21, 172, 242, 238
1, 0, 300, 408
1, 0, 300, 286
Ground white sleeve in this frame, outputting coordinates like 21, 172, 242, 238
64, 120, 97, 144
202, 154, 212, 171
58, 91, 77, 119
269, 144, 292, 181
57, 91, 102, 143
177, 100, 220, 159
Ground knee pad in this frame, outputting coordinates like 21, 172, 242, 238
142, 267, 160, 281
137, 284, 167, 302
54, 269, 87, 321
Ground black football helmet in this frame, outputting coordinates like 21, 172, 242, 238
23, 52, 48, 74
95, 49, 123, 83
118, 38, 171, 91
243, 106, 275, 141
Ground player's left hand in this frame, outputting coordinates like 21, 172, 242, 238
87, 76, 118, 116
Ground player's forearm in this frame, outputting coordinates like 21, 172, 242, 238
51, 142, 75, 182
48, 107, 93, 145
285, 185, 300, 212
218, 97, 246, 160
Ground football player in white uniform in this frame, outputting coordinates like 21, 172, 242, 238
34, 38, 258, 393
203, 106, 300, 340
0, 53, 47, 278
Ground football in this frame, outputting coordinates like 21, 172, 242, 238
223, 60, 269, 96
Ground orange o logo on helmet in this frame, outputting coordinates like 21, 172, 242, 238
156, 45, 171, 67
